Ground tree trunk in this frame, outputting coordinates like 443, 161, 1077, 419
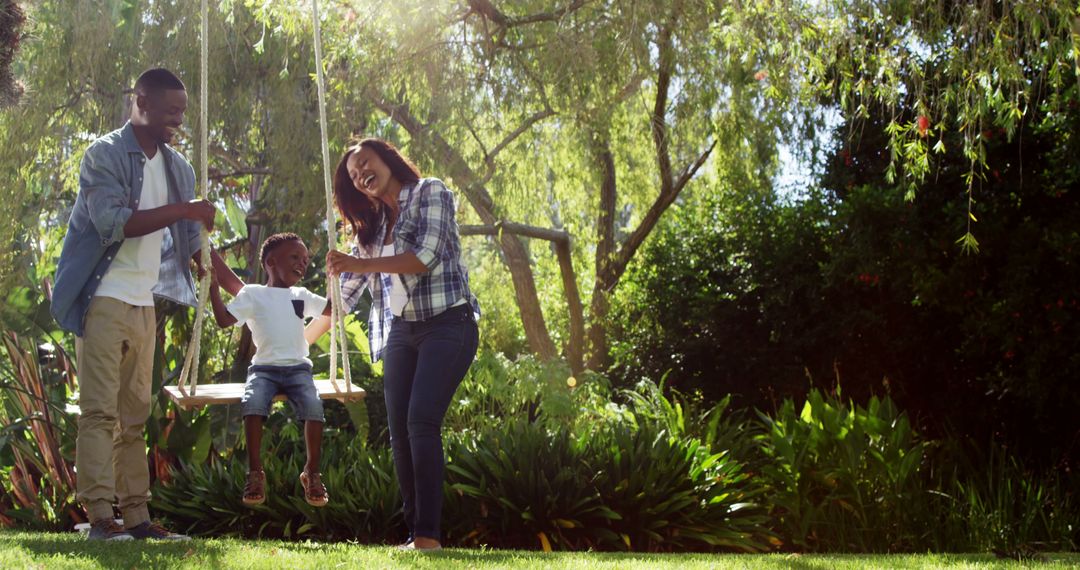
586, 134, 618, 371
584, 14, 716, 371
461, 222, 586, 374
371, 96, 559, 360
553, 238, 586, 376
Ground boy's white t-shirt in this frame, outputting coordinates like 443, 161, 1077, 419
95, 150, 168, 306
226, 284, 328, 366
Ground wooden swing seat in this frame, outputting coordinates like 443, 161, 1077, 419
164, 380, 365, 410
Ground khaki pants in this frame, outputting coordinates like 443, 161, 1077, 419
75, 296, 155, 526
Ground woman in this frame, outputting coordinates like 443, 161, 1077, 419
310, 138, 479, 551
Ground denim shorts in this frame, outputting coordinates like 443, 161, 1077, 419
241, 363, 324, 422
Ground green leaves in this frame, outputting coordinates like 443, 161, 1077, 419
955, 231, 980, 255
800, 0, 1079, 249
588, 423, 770, 552
222, 195, 249, 241
165, 407, 213, 465
444, 419, 615, 550
0, 332, 79, 531
442, 417, 769, 552
756, 389, 933, 552
152, 434, 402, 541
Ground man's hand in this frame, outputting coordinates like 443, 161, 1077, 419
185, 199, 216, 231
125, 199, 216, 239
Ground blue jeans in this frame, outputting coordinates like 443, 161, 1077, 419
242, 363, 324, 422
383, 304, 479, 541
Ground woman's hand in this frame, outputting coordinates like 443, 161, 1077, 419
326, 250, 364, 276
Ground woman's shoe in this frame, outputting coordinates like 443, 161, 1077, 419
406, 537, 442, 551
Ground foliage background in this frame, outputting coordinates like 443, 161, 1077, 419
0, 0, 1077, 554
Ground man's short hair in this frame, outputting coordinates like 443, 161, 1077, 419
133, 68, 185, 96
260, 232, 304, 266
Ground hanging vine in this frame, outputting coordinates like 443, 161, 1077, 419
803, 0, 1080, 251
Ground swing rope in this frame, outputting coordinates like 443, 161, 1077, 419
311, 0, 353, 392
176, 0, 212, 396
174, 0, 352, 397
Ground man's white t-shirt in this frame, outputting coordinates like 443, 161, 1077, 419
226, 285, 328, 367
95, 149, 168, 306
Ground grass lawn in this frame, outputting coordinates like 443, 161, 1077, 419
1, 531, 1076, 569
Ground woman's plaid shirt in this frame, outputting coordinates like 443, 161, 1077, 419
338, 178, 479, 362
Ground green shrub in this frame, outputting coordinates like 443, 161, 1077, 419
443, 419, 615, 550
619, 379, 762, 466
444, 352, 613, 437
152, 431, 402, 542
0, 332, 80, 531
116, 361, 1080, 554
755, 389, 932, 552
587, 422, 770, 552
443, 413, 770, 552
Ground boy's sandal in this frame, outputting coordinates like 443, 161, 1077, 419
242, 470, 266, 506
300, 471, 328, 507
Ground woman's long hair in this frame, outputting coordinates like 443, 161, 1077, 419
333, 138, 422, 248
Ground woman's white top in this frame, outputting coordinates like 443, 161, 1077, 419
383, 242, 409, 317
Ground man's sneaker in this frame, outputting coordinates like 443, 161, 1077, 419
125, 521, 191, 541
87, 519, 133, 541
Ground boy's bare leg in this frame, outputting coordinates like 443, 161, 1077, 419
245, 415, 264, 472
303, 420, 323, 474
300, 420, 328, 506
242, 415, 267, 506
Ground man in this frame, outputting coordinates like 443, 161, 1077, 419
51, 68, 215, 541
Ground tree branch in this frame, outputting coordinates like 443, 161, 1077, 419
460, 221, 585, 374
488, 107, 555, 162
208, 167, 272, 180
460, 221, 569, 243
650, 22, 676, 195
616, 72, 647, 106
468, 0, 588, 29
480, 106, 556, 184
464, 120, 491, 165
609, 139, 716, 282
173, 127, 270, 180
600, 6, 705, 288
671, 139, 716, 195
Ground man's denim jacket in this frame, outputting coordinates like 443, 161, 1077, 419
51, 121, 203, 336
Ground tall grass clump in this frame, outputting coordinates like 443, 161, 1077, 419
928, 441, 1078, 553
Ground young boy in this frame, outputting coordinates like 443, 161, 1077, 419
209, 232, 331, 508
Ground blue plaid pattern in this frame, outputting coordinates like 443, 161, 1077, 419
339, 178, 479, 362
